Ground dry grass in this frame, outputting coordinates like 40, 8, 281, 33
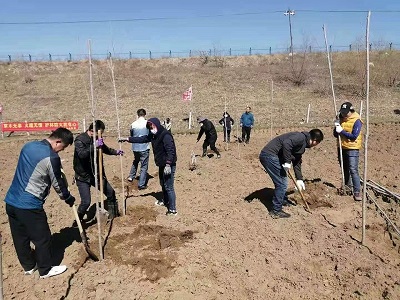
1, 51, 400, 134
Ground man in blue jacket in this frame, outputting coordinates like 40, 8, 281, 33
240, 106, 255, 144
119, 118, 178, 215
259, 129, 324, 219
5, 128, 76, 278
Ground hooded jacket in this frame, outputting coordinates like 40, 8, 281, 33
219, 113, 234, 130
197, 119, 217, 142
128, 118, 177, 167
260, 131, 311, 180
73, 131, 118, 182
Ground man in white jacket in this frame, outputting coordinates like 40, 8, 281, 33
128, 109, 151, 190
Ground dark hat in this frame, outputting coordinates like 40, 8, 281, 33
339, 102, 354, 116
197, 116, 205, 123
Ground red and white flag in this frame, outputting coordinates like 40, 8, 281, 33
182, 86, 192, 102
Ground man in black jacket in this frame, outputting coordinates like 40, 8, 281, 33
218, 112, 234, 142
196, 116, 221, 158
259, 129, 324, 219
73, 120, 124, 221
119, 118, 178, 215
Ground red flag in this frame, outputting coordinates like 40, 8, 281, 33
182, 86, 192, 102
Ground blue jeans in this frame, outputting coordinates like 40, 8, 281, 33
259, 151, 288, 212
159, 165, 177, 211
340, 149, 361, 194
129, 149, 150, 188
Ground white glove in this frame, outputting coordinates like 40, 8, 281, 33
164, 164, 171, 176
296, 180, 305, 191
334, 120, 340, 126
335, 124, 343, 133
282, 163, 292, 172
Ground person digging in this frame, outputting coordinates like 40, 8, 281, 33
196, 116, 221, 158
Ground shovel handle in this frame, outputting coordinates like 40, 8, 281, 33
287, 169, 311, 212
72, 204, 85, 234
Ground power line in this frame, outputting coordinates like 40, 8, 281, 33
1, 9, 400, 25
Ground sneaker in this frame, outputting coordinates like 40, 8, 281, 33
166, 210, 178, 216
127, 177, 133, 182
353, 192, 362, 201
138, 185, 148, 190
216, 154, 221, 158
24, 265, 38, 275
39, 265, 67, 279
269, 210, 291, 219
155, 200, 165, 206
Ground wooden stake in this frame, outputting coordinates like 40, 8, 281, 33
270, 80, 273, 140
0, 233, 3, 300
323, 25, 346, 192
88, 40, 103, 260
362, 11, 371, 245
107, 56, 126, 216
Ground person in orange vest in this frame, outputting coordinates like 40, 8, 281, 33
334, 102, 363, 201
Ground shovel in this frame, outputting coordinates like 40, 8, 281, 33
287, 169, 311, 213
97, 130, 110, 223
72, 205, 99, 261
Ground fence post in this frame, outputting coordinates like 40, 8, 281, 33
269, 47, 272, 55
129, 51, 132, 59
169, 50, 172, 58
249, 47, 252, 55
29, 54, 32, 62
49, 53, 52, 61
229, 48, 232, 56
149, 50, 152, 59
369, 43, 372, 51
189, 50, 192, 57
329, 45, 332, 52
389, 42, 392, 51
349, 44, 352, 51
8, 55, 11, 62
208, 49, 211, 56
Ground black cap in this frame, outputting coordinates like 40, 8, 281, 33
339, 102, 354, 116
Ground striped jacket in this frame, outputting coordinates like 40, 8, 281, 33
5, 139, 71, 209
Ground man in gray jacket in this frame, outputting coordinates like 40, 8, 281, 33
259, 129, 324, 219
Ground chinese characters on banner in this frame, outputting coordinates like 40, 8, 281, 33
182, 86, 192, 102
1, 121, 79, 132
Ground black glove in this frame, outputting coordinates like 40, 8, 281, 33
65, 194, 76, 207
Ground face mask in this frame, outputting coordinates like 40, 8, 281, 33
224, 114, 228, 118
150, 128, 157, 134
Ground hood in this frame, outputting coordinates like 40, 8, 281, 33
147, 118, 164, 135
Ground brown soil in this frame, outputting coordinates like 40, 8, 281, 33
0, 124, 400, 299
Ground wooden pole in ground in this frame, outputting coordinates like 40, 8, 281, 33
88, 40, 104, 260
362, 11, 371, 245
323, 24, 346, 192
0, 233, 3, 300
107, 56, 126, 216
270, 80, 273, 140
306, 103, 311, 123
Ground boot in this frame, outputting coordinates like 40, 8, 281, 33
202, 149, 207, 157
105, 200, 120, 219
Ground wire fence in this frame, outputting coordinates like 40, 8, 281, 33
1, 43, 399, 62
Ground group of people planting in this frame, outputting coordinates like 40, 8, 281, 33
3, 101, 362, 278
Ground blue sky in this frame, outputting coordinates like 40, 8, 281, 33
1, 0, 400, 60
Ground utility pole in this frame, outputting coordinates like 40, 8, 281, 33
284, 9, 295, 63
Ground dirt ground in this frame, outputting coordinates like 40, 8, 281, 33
0, 124, 399, 300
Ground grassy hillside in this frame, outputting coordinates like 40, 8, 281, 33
1, 51, 399, 134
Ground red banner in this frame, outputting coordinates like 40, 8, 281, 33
182, 86, 192, 102
1, 121, 79, 132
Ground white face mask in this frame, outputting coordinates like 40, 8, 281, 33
224, 114, 228, 118
150, 128, 157, 134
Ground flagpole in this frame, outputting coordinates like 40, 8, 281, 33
189, 85, 192, 129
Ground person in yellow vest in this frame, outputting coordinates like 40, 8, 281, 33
334, 102, 363, 201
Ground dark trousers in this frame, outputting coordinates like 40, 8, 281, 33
76, 177, 116, 215
6, 204, 52, 276
242, 126, 252, 143
223, 128, 231, 142
203, 137, 220, 156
